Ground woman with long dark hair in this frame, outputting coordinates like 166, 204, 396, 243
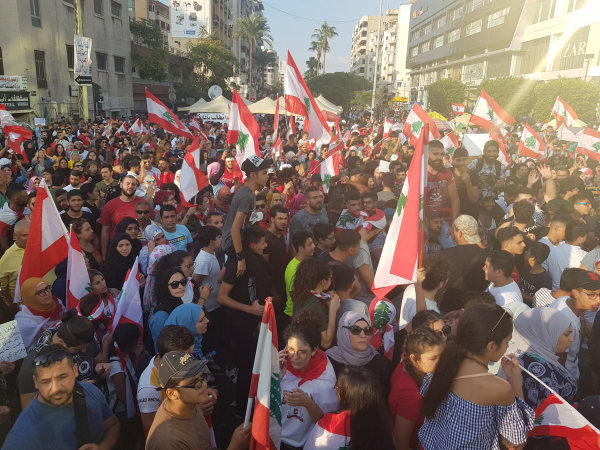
304, 366, 394, 450
148, 267, 187, 346
73, 219, 103, 270
52, 144, 67, 168
419, 304, 535, 450
390, 327, 443, 450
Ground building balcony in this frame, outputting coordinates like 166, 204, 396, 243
212, 14, 219, 24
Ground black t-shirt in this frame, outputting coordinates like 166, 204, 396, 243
61, 210, 100, 234
519, 264, 552, 298
327, 210, 340, 226
451, 167, 480, 220
222, 257, 260, 333
283, 144, 298, 155
263, 230, 287, 299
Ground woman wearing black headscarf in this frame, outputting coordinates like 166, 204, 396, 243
148, 267, 187, 346
102, 233, 142, 291
114, 217, 141, 242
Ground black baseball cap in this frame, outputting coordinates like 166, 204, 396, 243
573, 271, 600, 291
241, 155, 271, 175
157, 351, 208, 389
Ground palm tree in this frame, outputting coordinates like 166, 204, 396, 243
232, 14, 274, 100
311, 22, 338, 74
252, 48, 278, 97
308, 41, 322, 76
304, 56, 319, 79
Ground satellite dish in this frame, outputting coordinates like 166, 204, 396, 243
208, 85, 223, 100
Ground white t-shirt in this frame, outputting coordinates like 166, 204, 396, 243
486, 281, 523, 306
546, 243, 587, 290
107, 353, 139, 418
137, 356, 161, 414
548, 297, 580, 382
398, 284, 440, 330
193, 250, 221, 312
539, 236, 563, 271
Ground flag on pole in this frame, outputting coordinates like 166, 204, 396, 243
452, 103, 465, 115
66, 228, 92, 310
489, 132, 510, 166
576, 128, 600, 162
116, 123, 128, 136
289, 115, 296, 138
146, 89, 193, 139
284, 50, 332, 143
470, 89, 515, 134
440, 133, 459, 160
403, 103, 440, 144
551, 96, 578, 128
383, 117, 394, 138
190, 118, 201, 132
310, 150, 340, 193
112, 257, 143, 334
271, 136, 283, 159
372, 124, 429, 299
227, 89, 261, 175
6, 131, 29, 163
0, 203, 23, 236
245, 298, 282, 450
129, 118, 144, 136
304, 411, 351, 450
272, 94, 280, 140
519, 123, 546, 160
180, 136, 209, 202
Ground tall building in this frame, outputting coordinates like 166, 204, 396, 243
406, 0, 599, 109
0, 0, 134, 120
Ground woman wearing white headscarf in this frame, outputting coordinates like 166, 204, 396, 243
498, 307, 576, 450
326, 311, 390, 399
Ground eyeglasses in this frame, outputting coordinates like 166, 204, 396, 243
325, 235, 336, 241
174, 374, 206, 390
34, 349, 68, 366
255, 204, 267, 210
136, 210, 151, 215
35, 286, 52, 296
168, 278, 187, 289
288, 349, 309, 357
344, 325, 375, 336
578, 290, 600, 300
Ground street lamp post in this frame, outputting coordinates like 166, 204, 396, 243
371, 0, 384, 121
583, 54, 595, 82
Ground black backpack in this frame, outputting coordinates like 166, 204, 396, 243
475, 158, 502, 177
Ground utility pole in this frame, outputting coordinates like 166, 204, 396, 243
74, 0, 89, 120
371, 0, 383, 121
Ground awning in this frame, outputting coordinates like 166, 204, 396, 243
7, 109, 34, 115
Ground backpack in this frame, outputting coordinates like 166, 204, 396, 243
475, 158, 502, 177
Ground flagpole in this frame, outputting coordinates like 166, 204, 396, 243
371, 0, 384, 121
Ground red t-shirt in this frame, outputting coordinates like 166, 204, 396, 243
389, 361, 424, 449
99, 197, 153, 240
511, 266, 520, 284
158, 171, 174, 187
425, 168, 454, 212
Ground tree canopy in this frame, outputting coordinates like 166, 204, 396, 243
426, 79, 465, 117
532, 77, 600, 123
306, 72, 372, 112
479, 77, 539, 118
130, 19, 169, 82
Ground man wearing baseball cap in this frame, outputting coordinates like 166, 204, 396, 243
146, 351, 251, 450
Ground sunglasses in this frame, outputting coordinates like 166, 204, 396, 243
136, 210, 151, 215
255, 204, 267, 210
34, 349, 68, 366
344, 325, 375, 336
168, 278, 187, 289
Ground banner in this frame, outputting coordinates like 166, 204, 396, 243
196, 113, 229, 122
0, 76, 25, 91
170, 0, 209, 38
74, 36, 92, 77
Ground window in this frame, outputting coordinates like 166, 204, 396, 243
96, 52, 108, 71
111, 1, 122, 17
465, 19, 482, 36
94, 0, 103, 14
30, 0, 41, 27
488, 7, 510, 28
447, 28, 461, 43
435, 15, 446, 28
114, 56, 125, 73
66, 44, 74, 70
422, 22, 432, 35
466, 0, 484, 13
410, 46, 418, 57
449, 6, 463, 21
128, 0, 134, 12
568, 0, 586, 12
462, 62, 484, 81
410, 29, 420, 41
433, 35, 444, 48
518, 37, 550, 74
420, 41, 430, 53
533, 0, 551, 24
34, 50, 48, 88
0, 48, 4, 76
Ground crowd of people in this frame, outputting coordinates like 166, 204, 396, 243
0, 111, 599, 450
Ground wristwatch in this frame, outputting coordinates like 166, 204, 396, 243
236, 251, 246, 261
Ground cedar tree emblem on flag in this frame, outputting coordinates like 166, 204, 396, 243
487, 109, 494, 120
412, 121, 422, 134
163, 112, 176, 124
525, 137, 536, 148
323, 174, 332, 189
304, 97, 311, 115
594, 142, 600, 152
237, 131, 249, 151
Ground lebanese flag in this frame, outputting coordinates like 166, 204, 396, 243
129, 118, 144, 137
471, 89, 515, 134
551, 96, 578, 128
112, 257, 143, 334
6, 130, 29, 163
180, 136, 209, 203
0, 109, 18, 128
490, 132, 510, 166
190, 118, 201, 132
519, 123, 546, 160
272, 94, 280, 140
383, 117, 394, 138
311, 150, 340, 193
15, 185, 69, 302
307, 138, 317, 151
452, 103, 465, 115
246, 298, 282, 450
403, 102, 440, 144
66, 229, 91, 310
304, 411, 351, 450
289, 115, 296, 138
576, 128, 600, 162
77, 133, 90, 146
146, 90, 193, 139
227, 90, 261, 175
0, 203, 23, 236
440, 132, 459, 160
284, 50, 332, 143
372, 124, 428, 298
271, 136, 283, 159
116, 123, 128, 136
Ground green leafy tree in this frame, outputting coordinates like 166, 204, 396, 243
350, 91, 373, 109
270, 80, 283, 96
306, 72, 372, 112
311, 22, 338, 74
252, 48, 278, 97
130, 19, 169, 82
479, 76, 539, 118
533, 77, 600, 123
232, 14, 274, 100
304, 57, 319, 80
426, 79, 466, 117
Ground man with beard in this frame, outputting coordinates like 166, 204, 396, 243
452, 147, 480, 219
426, 140, 460, 221
467, 140, 510, 197
3, 344, 120, 450
288, 186, 328, 256
99, 174, 152, 257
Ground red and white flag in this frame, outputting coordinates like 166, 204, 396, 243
311, 150, 340, 193
128, 118, 145, 136
15, 185, 69, 302
271, 136, 283, 159
383, 117, 394, 138
180, 136, 209, 203
452, 103, 465, 115
0, 203, 23, 236
66, 228, 91, 310
373, 124, 429, 298
227, 89, 261, 174
245, 298, 282, 450
471, 89, 515, 134
189, 118, 201, 132
403, 103, 440, 145
272, 94, 280, 140
304, 411, 351, 450
440, 132, 459, 159
146, 90, 193, 139
284, 50, 331, 143
551, 96, 578, 128
576, 128, 600, 162
288, 115, 296, 138
489, 132, 510, 166
519, 123, 546, 160
6, 130, 29, 163
116, 123, 128, 136
112, 257, 143, 333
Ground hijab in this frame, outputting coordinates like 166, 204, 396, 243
21, 278, 62, 320
115, 217, 140, 237
174, 169, 181, 189
27, 177, 41, 193
103, 233, 140, 289
214, 186, 231, 214
153, 267, 185, 315
207, 162, 220, 179
326, 311, 378, 367
142, 244, 173, 313
288, 193, 306, 218
164, 303, 205, 357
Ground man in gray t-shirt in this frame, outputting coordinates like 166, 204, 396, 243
220, 185, 257, 252
288, 186, 329, 244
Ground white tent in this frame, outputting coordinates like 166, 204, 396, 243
188, 95, 253, 113
247, 97, 281, 115
316, 95, 342, 114
179, 98, 206, 112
